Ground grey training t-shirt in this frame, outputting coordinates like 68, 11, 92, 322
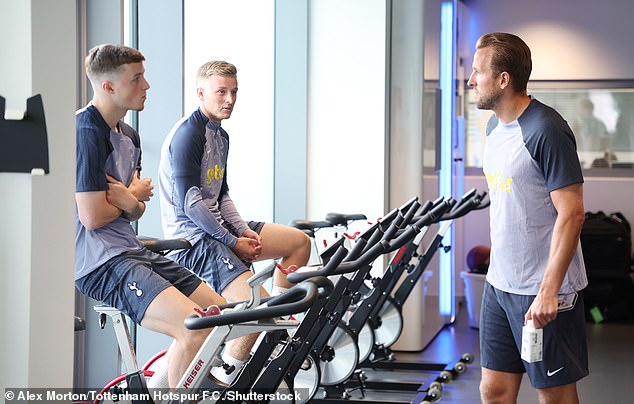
482, 97, 587, 295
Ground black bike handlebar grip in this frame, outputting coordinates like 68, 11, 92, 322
398, 196, 419, 213
266, 276, 331, 305
286, 244, 349, 284
409, 197, 444, 224
139, 237, 192, 253
385, 202, 450, 251
448, 188, 478, 214
441, 190, 488, 220
417, 199, 434, 218
341, 235, 369, 262
246, 262, 277, 288
302, 275, 334, 298
384, 201, 454, 253
412, 199, 454, 229
379, 207, 400, 228
442, 198, 478, 220
184, 281, 317, 329
381, 211, 406, 242
331, 238, 388, 276
266, 276, 332, 305
402, 199, 422, 226
455, 188, 477, 207
431, 196, 445, 208
473, 191, 490, 210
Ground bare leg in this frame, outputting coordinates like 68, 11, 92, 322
256, 223, 311, 289
480, 367, 523, 404
220, 271, 269, 360
141, 283, 225, 387
536, 383, 580, 404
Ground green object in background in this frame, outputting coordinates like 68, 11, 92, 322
590, 306, 604, 323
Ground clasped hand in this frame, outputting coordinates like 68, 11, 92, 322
232, 228, 262, 262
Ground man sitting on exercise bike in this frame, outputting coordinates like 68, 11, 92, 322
157, 60, 311, 384
74, 44, 226, 388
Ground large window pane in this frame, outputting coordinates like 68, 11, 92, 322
464, 82, 634, 172
184, 0, 275, 220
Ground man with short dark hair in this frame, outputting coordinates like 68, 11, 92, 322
468, 32, 589, 404
75, 44, 226, 388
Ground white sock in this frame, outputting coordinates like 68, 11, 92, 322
271, 285, 289, 296
210, 352, 246, 386
146, 359, 170, 391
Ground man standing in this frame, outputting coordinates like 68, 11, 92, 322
158, 60, 310, 383
468, 32, 589, 404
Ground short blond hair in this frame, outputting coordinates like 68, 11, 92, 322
196, 60, 237, 83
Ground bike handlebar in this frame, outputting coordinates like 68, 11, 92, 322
184, 279, 325, 330
287, 243, 349, 284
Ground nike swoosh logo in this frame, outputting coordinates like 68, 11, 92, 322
547, 367, 564, 377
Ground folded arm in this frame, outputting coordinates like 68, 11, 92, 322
76, 191, 125, 230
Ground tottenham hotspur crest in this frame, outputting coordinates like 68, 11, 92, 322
222, 257, 235, 271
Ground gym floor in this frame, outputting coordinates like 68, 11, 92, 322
316, 300, 634, 404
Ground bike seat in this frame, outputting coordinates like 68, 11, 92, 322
139, 237, 192, 254
325, 212, 367, 226
289, 219, 333, 231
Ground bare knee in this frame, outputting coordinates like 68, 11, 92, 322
480, 379, 512, 403
222, 272, 255, 302
480, 369, 521, 404
175, 327, 209, 355
536, 383, 579, 404
285, 229, 311, 260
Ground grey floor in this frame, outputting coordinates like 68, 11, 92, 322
314, 301, 634, 404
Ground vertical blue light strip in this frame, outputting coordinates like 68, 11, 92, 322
439, 0, 456, 320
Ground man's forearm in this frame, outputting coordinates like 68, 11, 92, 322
540, 213, 584, 296
122, 200, 146, 222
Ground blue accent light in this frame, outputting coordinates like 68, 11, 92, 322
439, 0, 456, 321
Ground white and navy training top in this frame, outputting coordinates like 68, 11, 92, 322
483, 97, 588, 295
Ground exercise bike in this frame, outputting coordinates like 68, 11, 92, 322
82, 237, 332, 404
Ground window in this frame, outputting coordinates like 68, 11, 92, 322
183, 0, 275, 221
464, 81, 634, 172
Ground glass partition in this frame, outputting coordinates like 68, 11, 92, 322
464, 81, 634, 172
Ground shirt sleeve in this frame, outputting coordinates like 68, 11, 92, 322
184, 186, 238, 247
170, 124, 206, 210
219, 193, 249, 236
520, 101, 584, 192
76, 124, 110, 193
537, 124, 584, 192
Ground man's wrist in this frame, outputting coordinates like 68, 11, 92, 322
122, 200, 145, 221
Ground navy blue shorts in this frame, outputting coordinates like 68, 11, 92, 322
479, 281, 589, 388
171, 221, 264, 293
75, 248, 203, 324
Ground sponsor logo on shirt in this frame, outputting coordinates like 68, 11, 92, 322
207, 164, 225, 184
486, 171, 513, 193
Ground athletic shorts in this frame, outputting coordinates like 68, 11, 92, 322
170, 221, 265, 293
75, 248, 203, 324
479, 281, 589, 388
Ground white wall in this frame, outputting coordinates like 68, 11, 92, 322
306, 0, 387, 221
0, 0, 76, 389
464, 0, 634, 80
0, 0, 33, 388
